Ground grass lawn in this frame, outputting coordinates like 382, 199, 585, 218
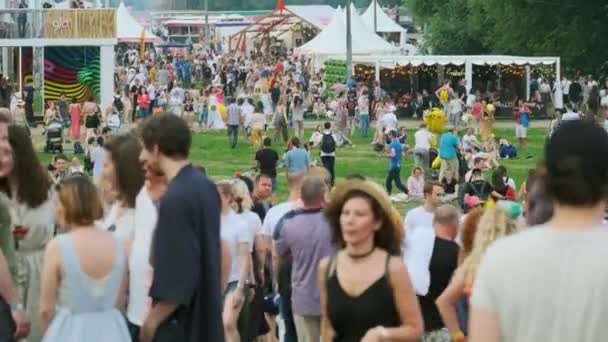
35, 127, 547, 212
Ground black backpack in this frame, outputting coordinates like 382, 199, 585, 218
73, 141, 85, 155
321, 133, 336, 153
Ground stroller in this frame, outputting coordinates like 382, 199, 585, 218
44, 119, 63, 154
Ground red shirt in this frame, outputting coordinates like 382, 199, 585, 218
138, 94, 151, 109
275, 62, 284, 75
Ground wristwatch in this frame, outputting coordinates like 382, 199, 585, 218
10, 303, 24, 313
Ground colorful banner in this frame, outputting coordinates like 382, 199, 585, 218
44, 47, 100, 102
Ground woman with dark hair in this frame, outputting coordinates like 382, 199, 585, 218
101, 133, 145, 244
69, 96, 81, 140
137, 86, 151, 121
319, 179, 423, 341
0, 125, 54, 341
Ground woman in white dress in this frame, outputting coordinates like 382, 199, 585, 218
0, 125, 55, 342
39, 176, 130, 342
101, 134, 145, 244
207, 88, 227, 130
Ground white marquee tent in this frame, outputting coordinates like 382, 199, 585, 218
295, 6, 399, 66
361, 1, 407, 47
117, 2, 160, 43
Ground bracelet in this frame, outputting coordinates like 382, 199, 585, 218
451, 330, 465, 341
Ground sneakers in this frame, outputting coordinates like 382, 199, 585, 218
390, 193, 409, 202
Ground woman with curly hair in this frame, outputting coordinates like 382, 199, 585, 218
0, 125, 54, 341
436, 207, 521, 342
319, 179, 423, 342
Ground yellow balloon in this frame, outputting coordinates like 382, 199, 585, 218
219, 104, 227, 121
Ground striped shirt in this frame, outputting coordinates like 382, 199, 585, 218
226, 104, 241, 126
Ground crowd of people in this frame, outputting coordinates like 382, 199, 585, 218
0, 41, 607, 342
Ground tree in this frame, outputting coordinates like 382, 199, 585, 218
406, 0, 608, 73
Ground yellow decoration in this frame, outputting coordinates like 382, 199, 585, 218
424, 107, 448, 137
431, 156, 441, 169
219, 104, 227, 121
485, 197, 496, 209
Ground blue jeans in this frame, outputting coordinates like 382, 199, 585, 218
227, 125, 239, 148
386, 166, 408, 195
360, 114, 370, 137
138, 108, 148, 120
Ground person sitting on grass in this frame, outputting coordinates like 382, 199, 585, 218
441, 170, 459, 202
407, 167, 425, 202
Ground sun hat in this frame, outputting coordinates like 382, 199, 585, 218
464, 195, 483, 208
329, 179, 404, 242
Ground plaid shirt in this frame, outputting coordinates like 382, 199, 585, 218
226, 104, 241, 126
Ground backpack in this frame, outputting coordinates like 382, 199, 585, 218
320, 133, 336, 154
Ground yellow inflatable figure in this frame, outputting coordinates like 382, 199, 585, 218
219, 103, 227, 122
424, 108, 448, 148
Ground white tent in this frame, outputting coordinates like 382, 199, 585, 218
295, 6, 399, 65
117, 2, 160, 43
361, 2, 407, 47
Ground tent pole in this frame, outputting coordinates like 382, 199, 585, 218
373, 0, 377, 34
525, 65, 530, 101
346, 0, 352, 82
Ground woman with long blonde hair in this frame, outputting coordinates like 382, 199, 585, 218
436, 207, 521, 341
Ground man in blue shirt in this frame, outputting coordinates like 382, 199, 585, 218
385, 130, 408, 195
439, 128, 461, 181
139, 113, 223, 342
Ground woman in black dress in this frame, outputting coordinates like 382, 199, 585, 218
320, 179, 423, 341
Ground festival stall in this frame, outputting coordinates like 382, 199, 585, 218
351, 55, 563, 111
228, 0, 333, 55
294, 5, 400, 68
360, 1, 407, 48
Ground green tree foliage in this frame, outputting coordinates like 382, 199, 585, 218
407, 0, 608, 72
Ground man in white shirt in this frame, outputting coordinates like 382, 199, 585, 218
561, 77, 571, 104
404, 182, 445, 236
379, 106, 398, 134
414, 123, 434, 175
240, 98, 255, 140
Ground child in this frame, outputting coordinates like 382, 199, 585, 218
70, 157, 85, 175
107, 108, 121, 134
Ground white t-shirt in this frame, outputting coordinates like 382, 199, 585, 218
101, 202, 135, 244
561, 79, 571, 95
221, 211, 253, 283
240, 103, 254, 127
235, 210, 262, 252
473, 224, 608, 342
462, 133, 480, 151
380, 113, 398, 132
127, 187, 159, 326
404, 206, 434, 235
250, 113, 265, 130
562, 112, 581, 121
91, 146, 106, 180
262, 201, 297, 237
414, 129, 433, 150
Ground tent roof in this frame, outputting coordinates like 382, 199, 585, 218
229, 6, 326, 39
295, 6, 400, 56
351, 55, 559, 67
117, 2, 161, 43
286, 5, 334, 28
361, 2, 406, 33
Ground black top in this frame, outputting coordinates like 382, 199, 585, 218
442, 178, 457, 195
255, 148, 279, 178
251, 200, 271, 222
418, 238, 459, 332
149, 165, 224, 342
327, 254, 401, 342
464, 180, 494, 201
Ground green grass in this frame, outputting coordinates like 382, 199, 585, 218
36, 127, 547, 212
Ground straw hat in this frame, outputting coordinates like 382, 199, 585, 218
329, 179, 404, 243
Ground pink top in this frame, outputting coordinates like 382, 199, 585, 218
407, 175, 425, 198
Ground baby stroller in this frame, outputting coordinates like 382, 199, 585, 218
44, 119, 63, 154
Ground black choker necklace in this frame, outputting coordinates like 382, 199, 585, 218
347, 247, 376, 259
